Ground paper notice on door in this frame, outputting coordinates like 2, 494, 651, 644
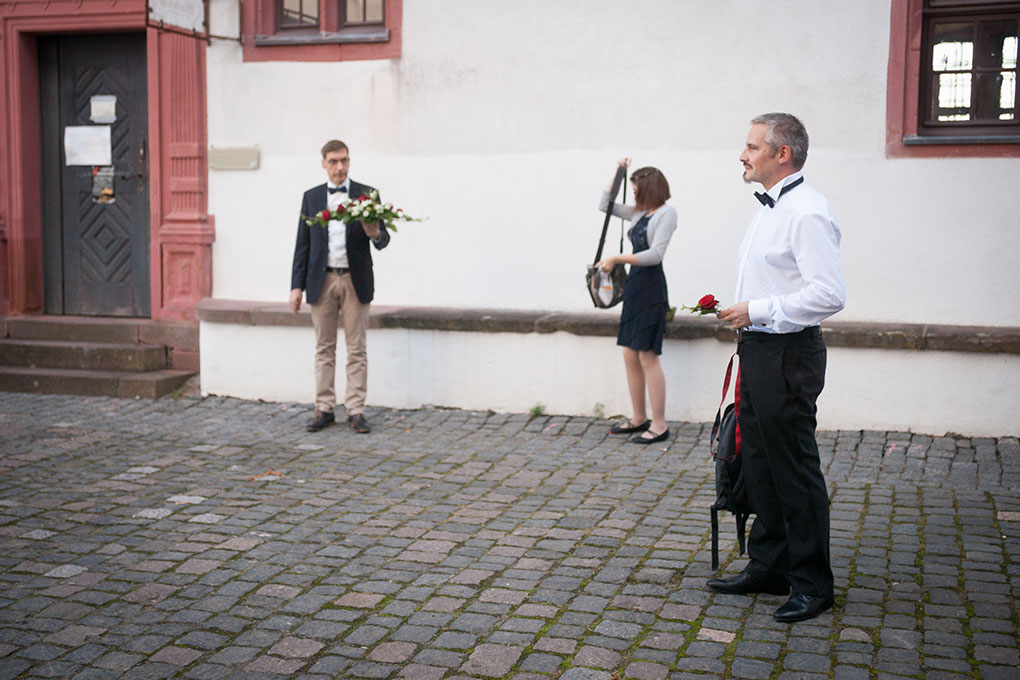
64, 125, 112, 166
90, 95, 117, 123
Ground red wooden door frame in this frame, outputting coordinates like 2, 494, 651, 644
0, 0, 214, 320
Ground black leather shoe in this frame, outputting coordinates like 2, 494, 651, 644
306, 410, 335, 432
609, 420, 651, 435
707, 571, 789, 595
774, 593, 834, 623
348, 413, 371, 434
631, 428, 669, 444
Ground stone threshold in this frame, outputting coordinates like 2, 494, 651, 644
196, 299, 1020, 355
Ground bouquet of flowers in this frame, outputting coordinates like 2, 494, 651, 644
304, 190, 422, 232
681, 294, 721, 316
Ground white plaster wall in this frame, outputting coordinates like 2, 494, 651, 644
206, 0, 1020, 327
201, 0, 1020, 432
200, 322, 1020, 438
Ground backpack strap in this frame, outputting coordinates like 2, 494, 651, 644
710, 353, 742, 461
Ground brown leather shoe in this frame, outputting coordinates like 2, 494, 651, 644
348, 413, 370, 434
306, 410, 335, 432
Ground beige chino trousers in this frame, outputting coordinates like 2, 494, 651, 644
309, 271, 369, 415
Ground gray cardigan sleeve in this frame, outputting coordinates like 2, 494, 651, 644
599, 191, 637, 221
633, 205, 678, 266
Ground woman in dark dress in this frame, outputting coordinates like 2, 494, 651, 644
596, 158, 678, 443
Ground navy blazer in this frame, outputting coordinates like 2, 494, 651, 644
291, 180, 391, 305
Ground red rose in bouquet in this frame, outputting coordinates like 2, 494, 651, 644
303, 190, 423, 232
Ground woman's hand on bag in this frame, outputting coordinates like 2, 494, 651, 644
598, 256, 617, 273
618, 157, 631, 169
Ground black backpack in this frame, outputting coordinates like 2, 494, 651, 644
709, 366, 752, 571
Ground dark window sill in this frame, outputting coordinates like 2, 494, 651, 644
253, 27, 390, 46
903, 133, 1020, 146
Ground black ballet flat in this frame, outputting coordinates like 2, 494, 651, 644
609, 420, 651, 435
631, 428, 669, 444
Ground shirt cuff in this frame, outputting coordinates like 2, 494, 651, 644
748, 298, 771, 327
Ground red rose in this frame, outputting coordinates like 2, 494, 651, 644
698, 294, 718, 309
320, 209, 331, 222
335, 204, 345, 213
358, 195, 370, 201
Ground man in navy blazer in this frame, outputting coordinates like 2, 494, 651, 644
290, 140, 391, 433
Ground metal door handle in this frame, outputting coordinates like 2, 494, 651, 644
119, 140, 147, 180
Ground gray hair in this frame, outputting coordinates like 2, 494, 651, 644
751, 113, 809, 170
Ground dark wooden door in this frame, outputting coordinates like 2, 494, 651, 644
39, 33, 150, 317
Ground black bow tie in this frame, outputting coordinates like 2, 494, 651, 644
754, 176, 804, 208
327, 185, 347, 194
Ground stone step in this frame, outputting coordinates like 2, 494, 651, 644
0, 339, 167, 372
3, 316, 148, 344
0, 366, 194, 399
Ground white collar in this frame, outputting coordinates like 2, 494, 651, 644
764, 171, 804, 201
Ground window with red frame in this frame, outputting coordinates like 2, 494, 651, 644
920, 0, 1019, 141
342, 0, 384, 27
257, 0, 389, 47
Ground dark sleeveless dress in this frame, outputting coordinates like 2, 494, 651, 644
617, 214, 668, 354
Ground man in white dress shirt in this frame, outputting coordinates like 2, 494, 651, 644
710, 113, 846, 623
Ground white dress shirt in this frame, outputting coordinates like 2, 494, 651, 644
734, 171, 846, 334
326, 181, 350, 268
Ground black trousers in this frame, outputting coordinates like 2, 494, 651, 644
737, 326, 833, 597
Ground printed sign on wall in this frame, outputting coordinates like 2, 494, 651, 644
148, 0, 205, 32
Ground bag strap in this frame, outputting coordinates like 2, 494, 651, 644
711, 507, 720, 570
618, 174, 626, 255
709, 352, 742, 462
594, 165, 628, 265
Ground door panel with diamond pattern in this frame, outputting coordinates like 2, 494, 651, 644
45, 33, 150, 317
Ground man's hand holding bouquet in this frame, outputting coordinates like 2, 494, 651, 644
305, 190, 423, 233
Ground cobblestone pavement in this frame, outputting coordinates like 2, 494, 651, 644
1, 391, 1018, 680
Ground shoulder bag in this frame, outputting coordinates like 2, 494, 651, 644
586, 166, 628, 308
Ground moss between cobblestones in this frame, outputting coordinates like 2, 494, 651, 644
717, 628, 742, 678
767, 647, 789, 680
989, 491, 1020, 651
949, 490, 983, 680
505, 614, 567, 677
